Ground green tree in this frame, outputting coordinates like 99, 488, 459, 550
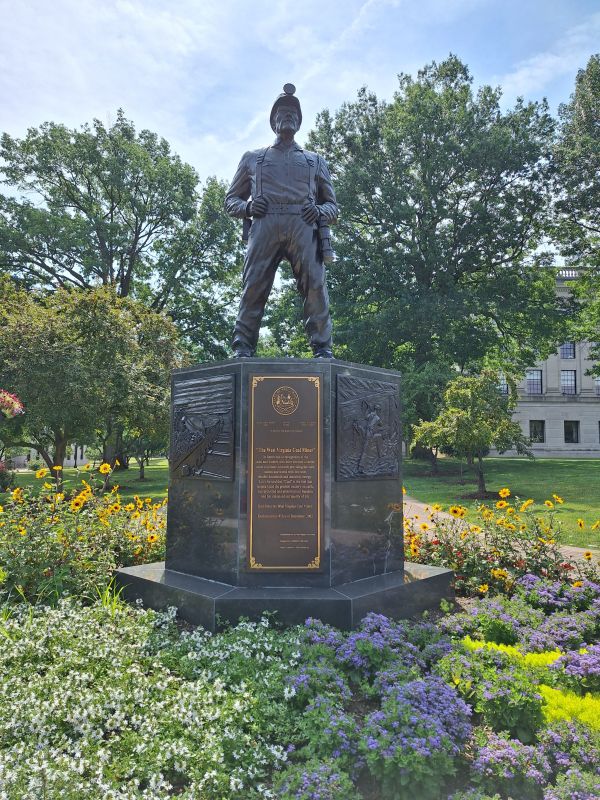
298, 56, 564, 397
0, 279, 181, 476
0, 111, 241, 358
413, 371, 531, 496
553, 54, 600, 374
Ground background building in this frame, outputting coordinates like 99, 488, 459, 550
501, 270, 600, 457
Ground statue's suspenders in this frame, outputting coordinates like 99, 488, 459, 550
255, 146, 269, 198
304, 152, 316, 201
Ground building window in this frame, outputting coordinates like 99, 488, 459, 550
560, 370, 577, 395
526, 369, 543, 395
564, 421, 580, 444
559, 342, 576, 359
529, 420, 545, 443
595, 377, 600, 397
498, 373, 509, 395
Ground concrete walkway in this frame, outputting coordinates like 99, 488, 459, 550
403, 496, 600, 563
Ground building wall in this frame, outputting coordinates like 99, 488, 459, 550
495, 270, 600, 457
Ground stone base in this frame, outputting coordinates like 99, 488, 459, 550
115, 562, 454, 631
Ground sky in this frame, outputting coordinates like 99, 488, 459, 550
1, 0, 599, 184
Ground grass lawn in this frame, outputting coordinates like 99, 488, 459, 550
14, 455, 600, 548
15, 457, 169, 501
404, 456, 600, 549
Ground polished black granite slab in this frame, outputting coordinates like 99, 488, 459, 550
116, 562, 454, 630
115, 357, 453, 629
164, 358, 404, 589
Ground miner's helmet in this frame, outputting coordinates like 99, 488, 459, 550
270, 83, 302, 132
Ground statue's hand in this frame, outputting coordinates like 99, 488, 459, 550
301, 201, 319, 225
250, 197, 268, 218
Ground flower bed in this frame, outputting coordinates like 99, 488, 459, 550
1, 573, 599, 799
0, 464, 165, 603
401, 489, 600, 595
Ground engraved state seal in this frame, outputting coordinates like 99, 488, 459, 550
272, 385, 300, 416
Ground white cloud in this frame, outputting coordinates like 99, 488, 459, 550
498, 11, 600, 103
0, 0, 598, 183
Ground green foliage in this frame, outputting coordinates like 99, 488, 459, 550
553, 54, 600, 272
0, 472, 165, 604
0, 602, 295, 799
546, 769, 600, 800
413, 371, 531, 493
539, 684, 600, 730
404, 492, 599, 596
437, 647, 544, 742
0, 280, 180, 469
0, 112, 242, 357
300, 56, 564, 401
275, 759, 360, 800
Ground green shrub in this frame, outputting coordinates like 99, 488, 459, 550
0, 472, 165, 603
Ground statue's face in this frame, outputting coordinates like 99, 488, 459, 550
274, 104, 300, 135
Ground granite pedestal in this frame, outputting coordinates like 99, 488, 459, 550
116, 358, 453, 629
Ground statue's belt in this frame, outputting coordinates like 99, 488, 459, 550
263, 203, 305, 214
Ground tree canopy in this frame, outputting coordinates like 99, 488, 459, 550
552, 54, 600, 374
291, 56, 566, 384
0, 111, 242, 359
413, 370, 531, 496
0, 279, 181, 471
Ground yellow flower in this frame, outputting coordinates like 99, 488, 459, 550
115, 459, 121, 467
55, 493, 65, 503
0, 505, 3, 514
478, 584, 489, 594
11, 487, 23, 502
43, 482, 53, 490
584, 551, 592, 561
52, 465, 63, 471
124, 503, 135, 512
544, 500, 554, 509
133, 545, 143, 556
402, 486, 406, 495
592, 520, 600, 531
82, 463, 91, 470
420, 522, 430, 532
552, 494, 564, 504
147, 533, 159, 544
110, 503, 121, 514
491, 568, 509, 580
520, 524, 527, 531
495, 500, 508, 509
99, 463, 111, 475
70, 498, 83, 512
469, 524, 482, 534
131, 510, 141, 520
577, 519, 585, 530
520, 499, 534, 512
498, 488, 511, 498
431, 503, 442, 512
17, 526, 26, 536
35, 467, 49, 479
573, 581, 584, 588
506, 507, 515, 515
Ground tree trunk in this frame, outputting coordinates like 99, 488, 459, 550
53, 435, 69, 487
477, 454, 486, 497
137, 456, 145, 480
430, 447, 439, 476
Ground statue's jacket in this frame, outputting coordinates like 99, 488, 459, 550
225, 141, 338, 225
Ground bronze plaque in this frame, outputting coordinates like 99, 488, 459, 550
248, 375, 322, 571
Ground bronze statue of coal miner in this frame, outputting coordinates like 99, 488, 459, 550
225, 83, 337, 358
